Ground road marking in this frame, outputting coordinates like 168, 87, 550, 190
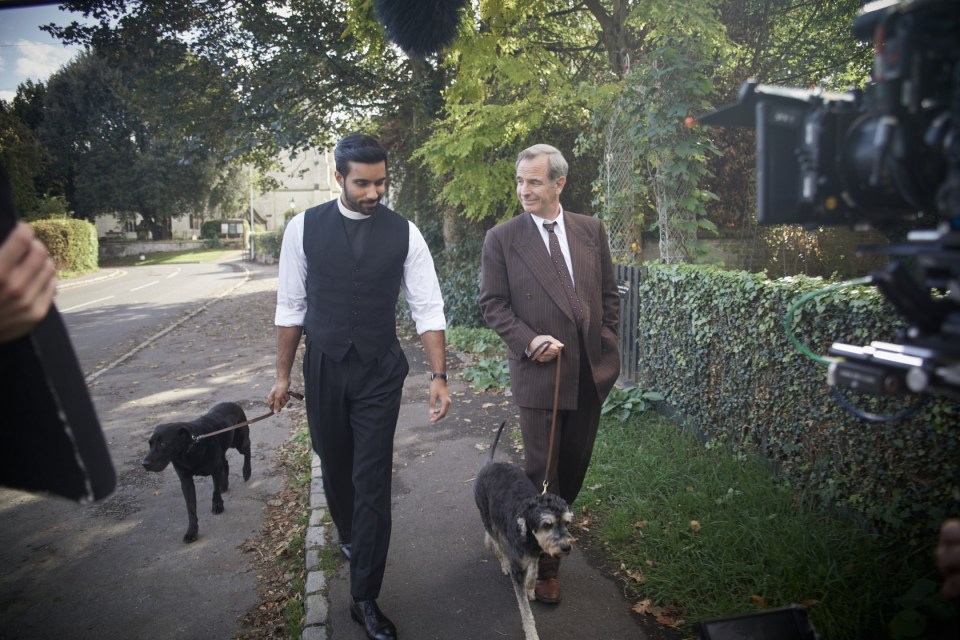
60, 296, 114, 312
165, 268, 181, 279
130, 281, 159, 292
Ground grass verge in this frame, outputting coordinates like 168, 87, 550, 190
99, 247, 240, 267
237, 426, 312, 640
579, 411, 956, 640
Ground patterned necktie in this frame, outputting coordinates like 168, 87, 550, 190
543, 221, 583, 326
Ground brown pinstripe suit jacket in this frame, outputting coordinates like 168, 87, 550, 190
479, 210, 620, 410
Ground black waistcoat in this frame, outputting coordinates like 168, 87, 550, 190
302, 200, 410, 362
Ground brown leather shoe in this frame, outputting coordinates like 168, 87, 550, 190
535, 576, 562, 603
536, 553, 562, 603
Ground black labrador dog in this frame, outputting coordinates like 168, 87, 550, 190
141, 402, 252, 543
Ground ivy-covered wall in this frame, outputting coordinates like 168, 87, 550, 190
633, 263, 959, 541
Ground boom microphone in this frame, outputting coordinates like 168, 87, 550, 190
373, 0, 469, 58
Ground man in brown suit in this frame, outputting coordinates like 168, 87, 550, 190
479, 143, 620, 604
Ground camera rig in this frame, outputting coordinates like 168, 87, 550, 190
700, 0, 960, 401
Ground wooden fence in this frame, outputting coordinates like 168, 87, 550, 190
615, 263, 645, 385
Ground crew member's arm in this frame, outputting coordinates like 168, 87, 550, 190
404, 222, 451, 422
0, 222, 56, 343
267, 213, 307, 412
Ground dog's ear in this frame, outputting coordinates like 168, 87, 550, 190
515, 516, 527, 538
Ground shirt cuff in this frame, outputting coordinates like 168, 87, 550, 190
275, 307, 306, 327
415, 310, 447, 335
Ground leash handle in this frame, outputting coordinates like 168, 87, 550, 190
192, 390, 304, 442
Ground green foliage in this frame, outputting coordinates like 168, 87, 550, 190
587, 39, 723, 264
741, 0, 872, 88
462, 358, 511, 393
416, 0, 615, 223
37, 51, 242, 239
252, 231, 282, 261
435, 238, 485, 328
31, 218, 98, 274
0, 106, 47, 217
446, 327, 502, 357
448, 312, 510, 394
583, 412, 957, 639
28, 194, 71, 221
600, 386, 664, 421
630, 262, 959, 543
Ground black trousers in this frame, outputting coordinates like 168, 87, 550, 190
303, 339, 409, 600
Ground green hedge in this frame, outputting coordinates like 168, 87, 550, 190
634, 263, 958, 542
252, 231, 282, 260
435, 238, 484, 328
31, 218, 98, 274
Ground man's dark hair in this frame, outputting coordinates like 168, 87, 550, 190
334, 134, 388, 176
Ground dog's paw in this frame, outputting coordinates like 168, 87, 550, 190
212, 503, 225, 514
183, 529, 198, 543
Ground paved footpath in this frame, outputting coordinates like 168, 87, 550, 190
300, 333, 647, 638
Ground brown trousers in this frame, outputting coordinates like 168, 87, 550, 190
517, 340, 601, 507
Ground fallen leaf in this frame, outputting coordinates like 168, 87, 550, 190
751, 594, 768, 609
690, 520, 701, 533
633, 599, 654, 615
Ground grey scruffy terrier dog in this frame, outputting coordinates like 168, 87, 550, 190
473, 421, 575, 640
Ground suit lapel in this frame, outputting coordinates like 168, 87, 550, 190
514, 213, 576, 324
565, 214, 597, 297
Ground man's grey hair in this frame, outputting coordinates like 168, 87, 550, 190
516, 144, 568, 183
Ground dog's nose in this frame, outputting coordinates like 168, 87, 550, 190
560, 543, 571, 554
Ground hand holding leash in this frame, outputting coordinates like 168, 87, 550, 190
195, 391, 303, 443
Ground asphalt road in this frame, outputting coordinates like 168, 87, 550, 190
0, 258, 300, 640
56, 262, 250, 378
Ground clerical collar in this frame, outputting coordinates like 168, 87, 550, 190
338, 196, 373, 220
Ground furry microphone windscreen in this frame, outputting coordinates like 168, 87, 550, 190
373, 0, 469, 58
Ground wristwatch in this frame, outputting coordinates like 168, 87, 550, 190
430, 372, 447, 381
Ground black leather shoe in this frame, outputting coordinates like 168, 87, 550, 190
339, 543, 351, 561
350, 599, 397, 640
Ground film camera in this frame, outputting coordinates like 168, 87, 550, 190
701, 0, 960, 401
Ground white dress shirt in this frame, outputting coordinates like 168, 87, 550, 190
529, 207, 575, 288
275, 198, 446, 335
